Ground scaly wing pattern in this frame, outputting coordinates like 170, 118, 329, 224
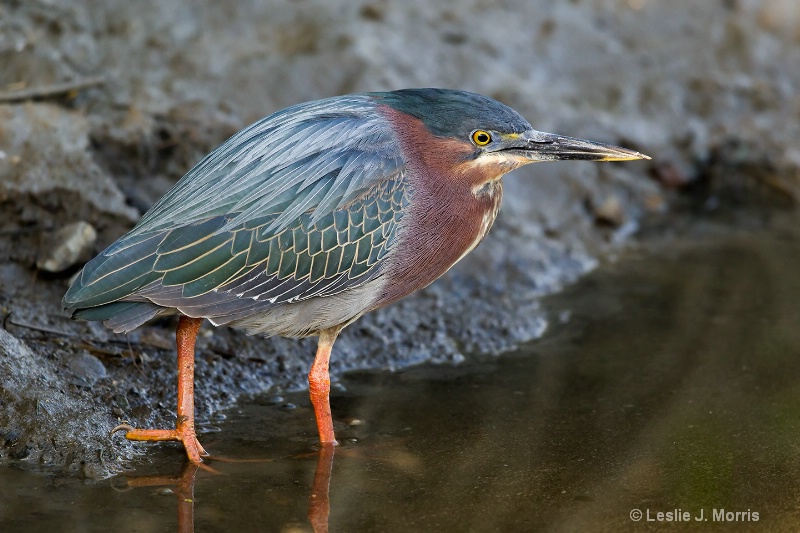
63, 95, 408, 332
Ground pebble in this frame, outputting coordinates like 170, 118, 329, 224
37, 221, 97, 272
594, 196, 626, 227
67, 350, 107, 387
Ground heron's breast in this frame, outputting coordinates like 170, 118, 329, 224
373, 178, 502, 309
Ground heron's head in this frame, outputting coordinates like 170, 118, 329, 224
373, 88, 649, 187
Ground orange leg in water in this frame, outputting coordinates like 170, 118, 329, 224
309, 328, 340, 445
112, 315, 209, 463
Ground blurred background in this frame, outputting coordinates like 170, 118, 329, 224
1, 0, 800, 530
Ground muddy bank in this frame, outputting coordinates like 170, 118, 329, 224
0, 0, 797, 476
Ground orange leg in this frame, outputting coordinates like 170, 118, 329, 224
112, 315, 209, 463
308, 328, 340, 445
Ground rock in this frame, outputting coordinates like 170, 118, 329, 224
36, 221, 98, 273
0, 104, 137, 226
67, 350, 107, 388
0, 103, 138, 264
0, 328, 130, 476
594, 196, 626, 227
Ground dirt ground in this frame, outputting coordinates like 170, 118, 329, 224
0, 0, 798, 477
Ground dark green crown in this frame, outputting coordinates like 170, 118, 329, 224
373, 88, 532, 140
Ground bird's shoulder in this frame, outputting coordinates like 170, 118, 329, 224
131, 94, 406, 238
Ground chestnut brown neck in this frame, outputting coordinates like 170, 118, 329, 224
371, 107, 505, 309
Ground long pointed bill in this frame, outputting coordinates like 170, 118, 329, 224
502, 131, 651, 162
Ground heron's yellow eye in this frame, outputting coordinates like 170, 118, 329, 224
471, 130, 492, 146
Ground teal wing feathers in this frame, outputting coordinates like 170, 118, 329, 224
63, 94, 409, 329
64, 178, 409, 327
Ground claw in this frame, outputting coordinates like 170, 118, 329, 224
110, 423, 134, 437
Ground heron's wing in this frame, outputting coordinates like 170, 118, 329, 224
64, 94, 408, 317
64, 177, 408, 317
144, 176, 408, 315
131, 94, 403, 237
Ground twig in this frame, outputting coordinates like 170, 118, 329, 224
0, 76, 106, 103
77, 342, 123, 357
4, 313, 74, 337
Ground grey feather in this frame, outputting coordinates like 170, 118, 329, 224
127, 95, 404, 238
73, 301, 163, 333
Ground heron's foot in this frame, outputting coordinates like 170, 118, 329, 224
111, 423, 209, 464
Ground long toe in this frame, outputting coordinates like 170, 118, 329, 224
111, 425, 209, 464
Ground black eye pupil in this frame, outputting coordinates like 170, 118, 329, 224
477, 133, 488, 143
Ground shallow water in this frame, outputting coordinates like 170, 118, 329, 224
4, 212, 800, 531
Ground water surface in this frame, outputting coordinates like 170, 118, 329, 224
3, 213, 800, 531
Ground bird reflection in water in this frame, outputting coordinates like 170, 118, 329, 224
117, 445, 336, 533
119, 462, 202, 533
308, 444, 336, 533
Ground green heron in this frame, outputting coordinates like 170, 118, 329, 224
63, 89, 649, 463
